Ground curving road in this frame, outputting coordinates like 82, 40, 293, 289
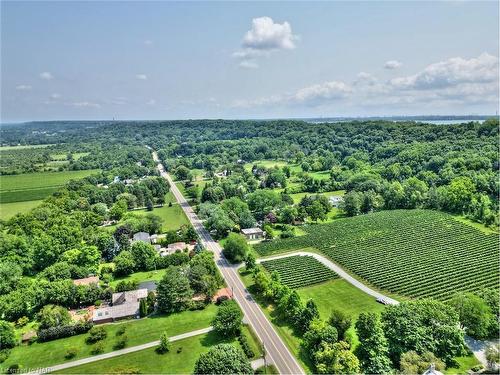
257, 252, 399, 305
153, 151, 304, 375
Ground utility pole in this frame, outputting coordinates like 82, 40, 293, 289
262, 341, 267, 374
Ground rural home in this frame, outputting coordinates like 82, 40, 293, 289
72, 276, 99, 286
93, 289, 148, 324
329, 195, 344, 208
241, 227, 265, 240
132, 232, 151, 244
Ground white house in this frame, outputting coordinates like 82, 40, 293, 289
241, 227, 265, 240
329, 195, 344, 208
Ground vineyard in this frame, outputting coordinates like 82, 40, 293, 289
260, 255, 338, 289
254, 210, 499, 300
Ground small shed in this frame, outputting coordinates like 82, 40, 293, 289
241, 227, 264, 240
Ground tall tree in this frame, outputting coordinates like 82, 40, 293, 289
156, 266, 193, 313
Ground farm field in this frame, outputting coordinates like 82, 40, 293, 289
3, 305, 217, 369
133, 203, 190, 232
255, 209, 499, 300
260, 255, 338, 289
0, 169, 99, 203
0, 144, 54, 150
55, 325, 262, 374
0, 199, 43, 220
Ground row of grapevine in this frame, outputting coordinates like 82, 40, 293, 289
254, 209, 499, 300
260, 255, 338, 289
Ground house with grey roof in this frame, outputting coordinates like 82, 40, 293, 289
93, 289, 148, 324
132, 232, 151, 244
241, 227, 264, 240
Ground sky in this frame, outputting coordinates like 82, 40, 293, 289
1, 1, 499, 122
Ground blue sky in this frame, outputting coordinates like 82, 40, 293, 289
1, 1, 498, 121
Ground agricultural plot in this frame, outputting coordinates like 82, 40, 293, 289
260, 255, 338, 289
0, 169, 99, 203
255, 209, 499, 300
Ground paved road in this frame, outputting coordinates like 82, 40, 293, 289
257, 251, 399, 305
153, 151, 304, 375
30, 327, 213, 374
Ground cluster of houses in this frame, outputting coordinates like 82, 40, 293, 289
132, 231, 194, 256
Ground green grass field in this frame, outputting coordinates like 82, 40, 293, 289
255, 209, 499, 300
3, 305, 217, 369
133, 203, 189, 232
55, 325, 263, 374
0, 199, 43, 220
0, 169, 99, 203
0, 144, 53, 150
109, 269, 166, 288
289, 190, 345, 204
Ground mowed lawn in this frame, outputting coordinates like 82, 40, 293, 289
133, 203, 189, 231
289, 190, 345, 204
3, 305, 217, 369
0, 199, 43, 220
56, 325, 262, 374
109, 269, 167, 288
0, 169, 99, 203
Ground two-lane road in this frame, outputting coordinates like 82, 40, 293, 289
152, 151, 304, 375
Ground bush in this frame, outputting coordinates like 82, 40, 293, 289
86, 326, 108, 344
91, 342, 104, 355
116, 325, 126, 336
237, 333, 255, 359
7, 364, 19, 374
37, 321, 93, 342
0, 349, 11, 364
188, 300, 206, 311
65, 347, 78, 359
113, 335, 128, 350
115, 279, 139, 292
215, 295, 229, 305
15, 316, 29, 327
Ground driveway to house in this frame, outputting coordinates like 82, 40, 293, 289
257, 251, 400, 305
29, 327, 213, 375
153, 151, 305, 375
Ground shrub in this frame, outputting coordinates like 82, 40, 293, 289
37, 321, 93, 342
215, 295, 229, 305
237, 333, 255, 359
65, 347, 78, 359
7, 364, 19, 374
91, 342, 104, 355
113, 336, 128, 350
86, 326, 107, 344
115, 279, 139, 292
116, 325, 126, 336
0, 349, 11, 364
15, 316, 29, 327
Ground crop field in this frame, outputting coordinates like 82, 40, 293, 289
255, 209, 499, 300
0, 200, 44, 220
260, 255, 338, 289
0, 169, 99, 203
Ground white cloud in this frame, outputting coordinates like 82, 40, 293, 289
384, 60, 402, 70
146, 99, 156, 106
16, 84, 32, 91
40, 72, 54, 80
233, 16, 297, 68
390, 53, 498, 90
50, 93, 61, 99
144, 40, 153, 45
239, 60, 259, 69
243, 16, 297, 51
70, 101, 101, 108
294, 81, 351, 104
136, 74, 148, 80
232, 52, 498, 110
